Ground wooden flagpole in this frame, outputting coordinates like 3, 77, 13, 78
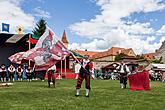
61, 60, 63, 74
28, 34, 31, 66
57, 60, 62, 79
65, 56, 66, 77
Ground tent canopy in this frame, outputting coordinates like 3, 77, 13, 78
70, 50, 85, 58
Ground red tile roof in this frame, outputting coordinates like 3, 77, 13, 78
92, 47, 135, 59
144, 53, 155, 60
72, 50, 99, 57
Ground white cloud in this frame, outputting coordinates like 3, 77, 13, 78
69, 0, 165, 54
146, 36, 156, 42
0, 0, 35, 33
157, 25, 165, 35
159, 36, 165, 43
69, 39, 108, 51
33, 7, 51, 18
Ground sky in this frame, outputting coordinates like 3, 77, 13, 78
1, 0, 165, 54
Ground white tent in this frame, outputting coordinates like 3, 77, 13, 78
146, 63, 165, 71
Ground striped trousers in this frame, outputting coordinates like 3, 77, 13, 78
76, 74, 91, 90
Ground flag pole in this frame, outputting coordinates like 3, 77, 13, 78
28, 34, 31, 66
57, 60, 62, 79
61, 60, 62, 74
65, 56, 66, 77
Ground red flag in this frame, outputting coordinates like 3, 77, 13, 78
22, 26, 70, 70
29, 36, 38, 44
128, 70, 150, 91
8, 52, 24, 64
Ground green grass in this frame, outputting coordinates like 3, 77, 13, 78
0, 79, 164, 110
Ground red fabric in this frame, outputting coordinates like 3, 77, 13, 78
65, 74, 76, 78
128, 70, 150, 91
29, 37, 38, 44
10, 27, 70, 71
51, 73, 55, 79
89, 62, 93, 70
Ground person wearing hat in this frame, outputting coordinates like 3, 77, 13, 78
116, 61, 130, 89
47, 64, 56, 88
75, 55, 94, 97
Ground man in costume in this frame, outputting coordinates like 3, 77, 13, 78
47, 65, 56, 88
0, 64, 7, 82
8, 64, 16, 82
75, 55, 94, 97
116, 61, 130, 89
26, 65, 33, 82
16, 65, 23, 81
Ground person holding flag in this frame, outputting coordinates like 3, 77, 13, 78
75, 55, 94, 97
116, 61, 130, 89
47, 64, 56, 88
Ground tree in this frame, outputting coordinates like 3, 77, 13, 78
115, 53, 127, 61
136, 54, 145, 60
151, 57, 163, 64
32, 18, 47, 38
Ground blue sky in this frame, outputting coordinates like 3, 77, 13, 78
22, 0, 100, 43
1, 0, 165, 54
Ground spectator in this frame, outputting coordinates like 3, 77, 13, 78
0, 64, 7, 82
26, 66, 33, 82
8, 64, 16, 82
17, 65, 23, 81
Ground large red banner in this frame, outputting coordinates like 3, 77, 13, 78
128, 70, 150, 91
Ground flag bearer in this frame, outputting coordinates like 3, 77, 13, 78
75, 55, 94, 97
116, 61, 130, 89
47, 65, 56, 88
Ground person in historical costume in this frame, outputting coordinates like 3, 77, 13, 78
8, 64, 16, 82
116, 61, 130, 89
16, 65, 23, 81
75, 55, 94, 97
0, 64, 7, 82
162, 72, 165, 83
26, 66, 33, 82
47, 65, 56, 88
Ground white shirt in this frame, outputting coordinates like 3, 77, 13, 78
75, 63, 81, 74
48, 65, 56, 71
117, 64, 130, 73
82, 59, 90, 68
8, 67, 16, 72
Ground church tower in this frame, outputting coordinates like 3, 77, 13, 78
61, 30, 69, 48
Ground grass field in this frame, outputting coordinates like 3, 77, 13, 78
0, 79, 164, 110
